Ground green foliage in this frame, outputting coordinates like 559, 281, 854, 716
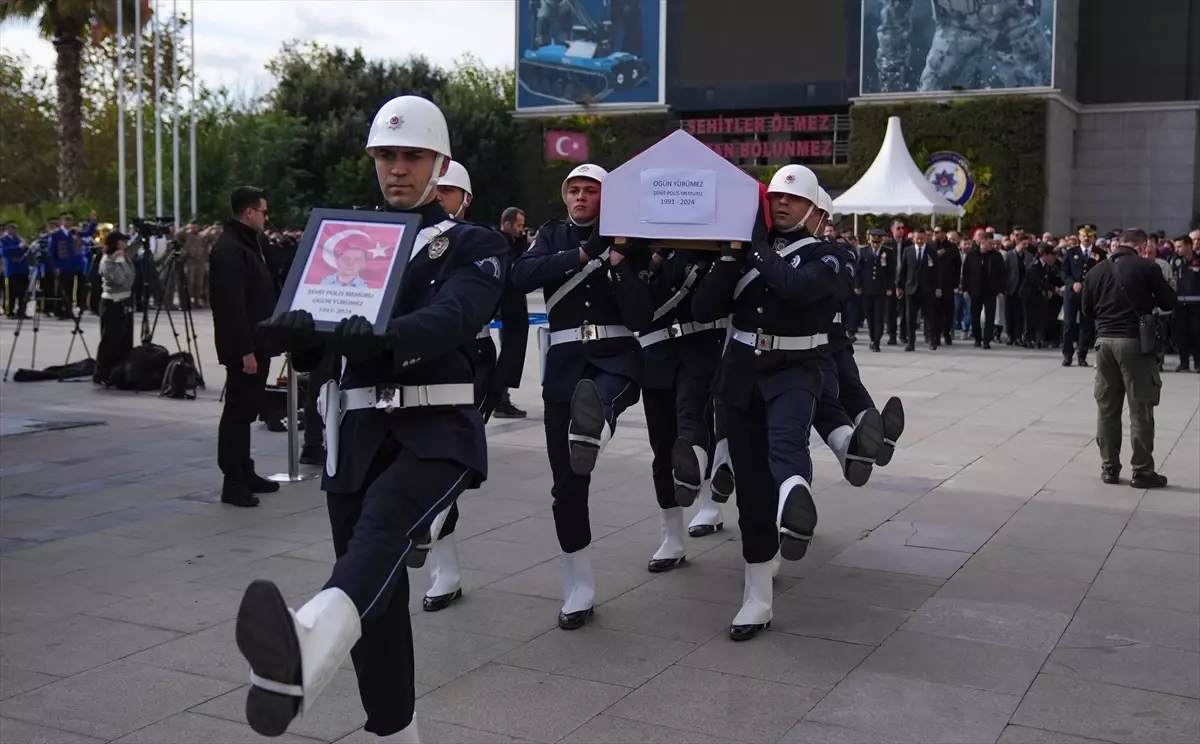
848, 98, 1047, 230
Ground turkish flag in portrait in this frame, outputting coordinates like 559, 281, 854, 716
545, 131, 589, 162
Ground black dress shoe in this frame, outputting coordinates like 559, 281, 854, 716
983, 342, 991, 349
492, 400, 527, 419
887, 338, 897, 346
688, 523, 723, 538
647, 556, 686, 573
244, 471, 281, 494
1101, 468, 1121, 485
221, 478, 260, 508
1077, 358, 1090, 368
298, 446, 325, 466
729, 621, 769, 642
422, 588, 462, 612
905, 343, 915, 352
1061, 358, 1073, 367
558, 607, 593, 630
1130, 471, 1168, 489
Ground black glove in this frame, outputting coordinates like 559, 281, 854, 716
751, 202, 770, 247
329, 315, 385, 363
257, 310, 319, 352
583, 226, 608, 260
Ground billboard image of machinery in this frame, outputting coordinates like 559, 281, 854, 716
516, 0, 666, 114
861, 0, 1055, 95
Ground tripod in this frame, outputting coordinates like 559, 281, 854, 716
139, 240, 206, 388
2, 260, 47, 382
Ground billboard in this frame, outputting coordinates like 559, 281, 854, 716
860, 0, 1056, 96
516, 0, 666, 115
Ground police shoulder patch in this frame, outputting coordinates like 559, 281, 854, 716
789, 255, 802, 268
820, 254, 841, 273
473, 255, 502, 281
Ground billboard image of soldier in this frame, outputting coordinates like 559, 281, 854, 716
517, 0, 665, 113
862, 0, 1055, 95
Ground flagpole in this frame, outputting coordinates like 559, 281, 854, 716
135, 0, 145, 222
116, 0, 127, 232
171, 0, 181, 228
189, 0, 197, 220
154, 0, 163, 230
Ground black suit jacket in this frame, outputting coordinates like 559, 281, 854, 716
900, 242, 938, 296
208, 220, 279, 367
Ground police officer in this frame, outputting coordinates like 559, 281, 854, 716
691, 165, 844, 641
1022, 243, 1056, 349
235, 95, 507, 743
1061, 224, 1097, 367
1168, 235, 1200, 372
510, 163, 655, 630
856, 228, 893, 351
1, 222, 30, 318
637, 241, 726, 571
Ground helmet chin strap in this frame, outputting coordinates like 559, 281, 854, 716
413, 154, 446, 209
778, 204, 815, 233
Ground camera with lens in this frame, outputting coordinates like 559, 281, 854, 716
132, 216, 174, 239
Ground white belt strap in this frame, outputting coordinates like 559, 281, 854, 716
410, 219, 458, 263
548, 323, 633, 346
733, 237, 818, 299
731, 328, 821, 352
340, 383, 474, 411
651, 266, 700, 321
639, 318, 730, 347
831, 312, 842, 324
477, 325, 492, 339
546, 249, 610, 314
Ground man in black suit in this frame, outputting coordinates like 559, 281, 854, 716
933, 226, 961, 345
856, 228, 895, 351
898, 228, 940, 351
885, 219, 908, 345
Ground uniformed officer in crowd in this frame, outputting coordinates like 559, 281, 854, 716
181, 222, 210, 308
1021, 243, 1059, 349
48, 212, 79, 319
1168, 234, 1200, 372
237, 95, 508, 743
637, 238, 726, 572
1061, 224, 1098, 367
2, 222, 31, 318
1081, 228, 1175, 488
885, 219, 908, 345
856, 227, 894, 351
510, 163, 655, 630
691, 165, 844, 641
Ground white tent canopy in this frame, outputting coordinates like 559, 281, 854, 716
832, 116, 965, 217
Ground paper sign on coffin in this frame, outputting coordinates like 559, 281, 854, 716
599, 130, 760, 247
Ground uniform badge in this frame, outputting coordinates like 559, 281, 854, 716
880, 255, 887, 266
821, 254, 841, 273
428, 235, 449, 259
473, 255, 501, 280
789, 255, 802, 268
773, 238, 789, 252
387, 115, 404, 130
784, 174, 795, 184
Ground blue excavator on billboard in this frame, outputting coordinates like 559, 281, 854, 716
517, 0, 665, 113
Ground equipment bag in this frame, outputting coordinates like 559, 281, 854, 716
108, 343, 170, 391
160, 352, 199, 399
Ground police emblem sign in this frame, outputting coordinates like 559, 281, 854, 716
924, 151, 975, 207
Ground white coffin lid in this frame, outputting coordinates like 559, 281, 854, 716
599, 129, 761, 241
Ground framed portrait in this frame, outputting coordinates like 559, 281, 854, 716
273, 208, 422, 333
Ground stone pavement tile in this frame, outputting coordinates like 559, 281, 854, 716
454, 537, 562, 575
780, 720, 896, 744
1011, 674, 1200, 744
1117, 526, 1200, 555
0, 556, 79, 588
804, 669, 1019, 744
587, 542, 711, 576
412, 625, 521, 691
411, 589, 562, 642
0, 538, 38, 555
336, 718, 532, 743
87, 580, 247, 633
496, 626, 694, 688
1029, 487, 1142, 514
902, 598, 1072, 653
52, 551, 230, 600
605, 665, 823, 744
1087, 569, 1200, 614
1, 614, 180, 677
281, 541, 335, 564
989, 521, 1123, 557
827, 533, 971, 579
678, 630, 871, 691
1137, 491, 1200, 516
772, 594, 911, 646
996, 725, 1115, 743
791, 565, 943, 611
229, 507, 338, 544
963, 544, 1107, 584
560, 714, 741, 744
0, 660, 237, 741
1103, 545, 1200, 582
1126, 510, 1200, 533
1046, 642, 1200, 699
0, 717, 104, 743
480, 517, 616, 548
892, 495, 1022, 532
1059, 599, 1200, 652
193, 555, 335, 598
4, 532, 165, 572
0, 666, 58, 702
859, 630, 1047, 696
590, 587, 732, 644
867, 519, 996, 553
1007, 501, 1133, 531
111, 711, 322, 743
195, 669, 367, 743
0, 579, 126, 635
416, 663, 629, 744
937, 566, 1091, 614
639, 563, 797, 606
136, 533, 310, 573
128, 620, 245, 684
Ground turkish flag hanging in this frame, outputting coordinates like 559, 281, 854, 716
545, 130, 589, 163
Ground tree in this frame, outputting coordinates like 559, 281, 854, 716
0, 53, 58, 208
0, 0, 147, 200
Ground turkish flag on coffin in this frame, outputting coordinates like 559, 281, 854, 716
546, 131, 589, 163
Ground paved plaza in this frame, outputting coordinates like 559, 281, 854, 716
0, 309, 1198, 744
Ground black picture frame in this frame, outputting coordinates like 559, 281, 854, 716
272, 208, 422, 334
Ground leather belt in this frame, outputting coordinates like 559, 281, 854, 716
342, 383, 474, 411
476, 326, 492, 339
639, 318, 730, 348
731, 328, 821, 352
548, 322, 634, 347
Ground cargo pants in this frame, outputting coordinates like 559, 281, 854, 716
1094, 337, 1163, 475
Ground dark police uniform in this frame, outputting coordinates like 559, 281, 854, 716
935, 239, 962, 344
1168, 250, 1200, 370
1060, 238, 1097, 365
250, 200, 507, 738
856, 231, 895, 350
510, 221, 654, 553
47, 227, 78, 318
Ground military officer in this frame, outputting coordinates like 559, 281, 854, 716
1061, 224, 1097, 367
691, 165, 845, 641
637, 242, 727, 571
235, 95, 508, 743
510, 163, 655, 630
1169, 235, 1200, 372
856, 228, 894, 351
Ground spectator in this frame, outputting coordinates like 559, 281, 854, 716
491, 206, 531, 419
93, 231, 137, 385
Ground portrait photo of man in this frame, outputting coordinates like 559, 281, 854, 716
320, 231, 375, 289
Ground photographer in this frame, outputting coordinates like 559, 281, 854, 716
94, 230, 137, 385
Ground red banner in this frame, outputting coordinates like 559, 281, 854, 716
545, 131, 589, 162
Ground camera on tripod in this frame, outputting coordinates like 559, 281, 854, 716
132, 216, 174, 240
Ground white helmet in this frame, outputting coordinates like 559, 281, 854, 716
766, 165, 820, 233
439, 160, 472, 196
561, 163, 607, 201
366, 95, 452, 207
817, 188, 833, 216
